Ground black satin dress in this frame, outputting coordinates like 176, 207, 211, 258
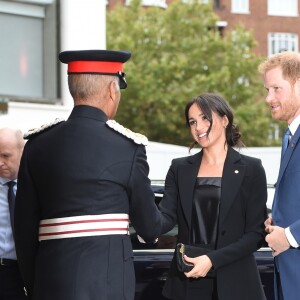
188, 177, 221, 300
190, 177, 221, 246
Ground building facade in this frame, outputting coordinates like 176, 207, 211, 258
214, 0, 299, 56
0, 0, 106, 131
1, 0, 299, 132
107, 0, 300, 56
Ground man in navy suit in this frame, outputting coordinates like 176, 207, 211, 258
14, 50, 161, 300
259, 51, 300, 300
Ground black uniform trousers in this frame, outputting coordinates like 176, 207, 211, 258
0, 261, 26, 300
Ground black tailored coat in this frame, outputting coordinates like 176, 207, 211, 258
159, 147, 267, 300
14, 105, 161, 300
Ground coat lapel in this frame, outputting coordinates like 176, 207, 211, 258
177, 148, 246, 229
218, 148, 246, 227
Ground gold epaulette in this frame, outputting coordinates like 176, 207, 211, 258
24, 118, 64, 139
106, 120, 148, 146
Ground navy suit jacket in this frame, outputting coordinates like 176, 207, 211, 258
273, 124, 300, 300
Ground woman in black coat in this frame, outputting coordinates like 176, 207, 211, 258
159, 93, 267, 300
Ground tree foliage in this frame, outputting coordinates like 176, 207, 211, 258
107, 0, 276, 146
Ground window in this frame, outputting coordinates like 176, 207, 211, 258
268, 33, 299, 56
125, 0, 167, 8
0, 0, 58, 102
231, 0, 249, 14
268, 0, 298, 17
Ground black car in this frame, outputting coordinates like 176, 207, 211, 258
131, 183, 275, 300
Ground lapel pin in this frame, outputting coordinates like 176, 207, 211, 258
234, 170, 239, 174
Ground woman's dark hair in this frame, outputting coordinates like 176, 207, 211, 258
185, 93, 244, 150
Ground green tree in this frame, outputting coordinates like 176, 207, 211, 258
107, 0, 274, 146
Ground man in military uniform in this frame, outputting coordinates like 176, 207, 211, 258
14, 50, 162, 300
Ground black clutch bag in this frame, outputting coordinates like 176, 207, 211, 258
176, 243, 215, 277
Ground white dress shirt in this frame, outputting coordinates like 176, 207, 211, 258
0, 177, 17, 260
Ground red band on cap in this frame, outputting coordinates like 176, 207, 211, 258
68, 61, 123, 74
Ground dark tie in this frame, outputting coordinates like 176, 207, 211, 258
281, 128, 291, 159
6, 181, 16, 234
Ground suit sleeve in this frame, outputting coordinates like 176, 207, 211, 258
158, 160, 179, 234
14, 142, 40, 297
127, 145, 162, 242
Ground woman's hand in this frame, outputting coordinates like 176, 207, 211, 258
184, 255, 213, 278
264, 216, 273, 234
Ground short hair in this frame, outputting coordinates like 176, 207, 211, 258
258, 51, 300, 85
0, 128, 25, 150
185, 93, 243, 148
68, 74, 119, 100
15, 129, 25, 149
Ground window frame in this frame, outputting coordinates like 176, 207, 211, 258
267, 0, 298, 17
268, 32, 299, 56
231, 0, 249, 14
0, 0, 59, 103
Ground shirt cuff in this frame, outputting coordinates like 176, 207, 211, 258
137, 235, 158, 244
285, 227, 299, 248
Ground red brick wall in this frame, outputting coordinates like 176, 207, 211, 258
212, 0, 300, 56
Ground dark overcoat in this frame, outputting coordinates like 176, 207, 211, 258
14, 105, 161, 300
159, 147, 267, 300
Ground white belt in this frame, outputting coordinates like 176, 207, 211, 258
39, 214, 129, 241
